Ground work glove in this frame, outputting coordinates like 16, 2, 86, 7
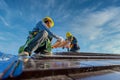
57, 36, 64, 42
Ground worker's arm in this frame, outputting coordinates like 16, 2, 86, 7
52, 39, 70, 48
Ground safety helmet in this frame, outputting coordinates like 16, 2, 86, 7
43, 16, 54, 28
66, 32, 73, 38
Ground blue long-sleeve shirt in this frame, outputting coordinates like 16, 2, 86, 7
32, 21, 61, 40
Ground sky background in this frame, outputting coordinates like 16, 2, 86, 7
0, 0, 120, 55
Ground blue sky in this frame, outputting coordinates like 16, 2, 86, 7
0, 0, 120, 55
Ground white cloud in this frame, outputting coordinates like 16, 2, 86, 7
0, 0, 12, 27
89, 33, 120, 53
0, 0, 9, 10
69, 6, 120, 53
71, 7, 120, 40
0, 16, 9, 26
0, 32, 7, 41
0, 36, 6, 41
45, 0, 55, 9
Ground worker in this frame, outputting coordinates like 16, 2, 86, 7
65, 32, 80, 52
52, 32, 80, 52
19, 16, 63, 57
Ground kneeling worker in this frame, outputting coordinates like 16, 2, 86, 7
52, 32, 80, 52
65, 32, 80, 52
19, 17, 63, 57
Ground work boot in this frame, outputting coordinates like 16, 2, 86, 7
43, 51, 53, 56
45, 52, 53, 56
31, 53, 43, 59
19, 51, 29, 62
19, 51, 29, 56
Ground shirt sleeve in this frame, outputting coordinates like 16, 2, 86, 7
33, 21, 62, 40
71, 37, 77, 44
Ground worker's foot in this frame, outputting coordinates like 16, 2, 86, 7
31, 53, 43, 59
19, 51, 29, 56
44, 51, 53, 56
45, 52, 53, 56
19, 51, 29, 62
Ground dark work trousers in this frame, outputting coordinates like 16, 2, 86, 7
24, 30, 48, 55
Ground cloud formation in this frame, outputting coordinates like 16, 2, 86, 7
0, 0, 120, 54
69, 6, 120, 53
